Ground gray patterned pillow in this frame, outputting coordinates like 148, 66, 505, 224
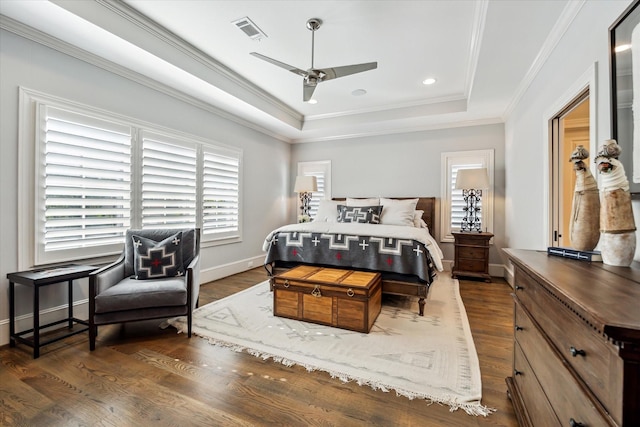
337, 205, 383, 224
132, 232, 184, 279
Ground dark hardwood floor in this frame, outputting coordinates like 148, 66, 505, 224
1, 268, 517, 426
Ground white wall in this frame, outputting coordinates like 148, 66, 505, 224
290, 123, 506, 268
0, 29, 290, 346
505, 1, 632, 262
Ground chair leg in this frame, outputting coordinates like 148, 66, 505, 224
89, 325, 97, 351
188, 310, 192, 338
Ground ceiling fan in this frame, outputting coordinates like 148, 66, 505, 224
250, 18, 378, 102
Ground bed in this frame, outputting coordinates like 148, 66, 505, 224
263, 197, 444, 315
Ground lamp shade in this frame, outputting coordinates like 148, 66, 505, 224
294, 175, 317, 193
455, 168, 489, 190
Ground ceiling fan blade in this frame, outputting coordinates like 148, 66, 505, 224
318, 62, 378, 81
250, 52, 307, 77
303, 81, 317, 102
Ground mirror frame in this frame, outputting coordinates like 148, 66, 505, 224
610, 0, 640, 194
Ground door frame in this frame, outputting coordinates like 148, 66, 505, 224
542, 63, 597, 248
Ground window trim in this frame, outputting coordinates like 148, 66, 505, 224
19, 87, 242, 268
440, 149, 494, 243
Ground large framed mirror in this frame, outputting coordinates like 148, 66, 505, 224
611, 0, 640, 194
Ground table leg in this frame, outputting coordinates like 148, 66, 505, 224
33, 286, 40, 359
68, 279, 73, 329
9, 281, 15, 347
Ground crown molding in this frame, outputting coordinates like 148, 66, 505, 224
292, 117, 503, 144
502, 0, 586, 120
0, 15, 292, 144
52, 0, 303, 127
465, 0, 489, 100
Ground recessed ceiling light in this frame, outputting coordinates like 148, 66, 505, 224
307, 99, 318, 104
351, 89, 367, 96
615, 44, 632, 53
423, 78, 437, 85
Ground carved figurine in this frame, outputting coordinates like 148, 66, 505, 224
568, 145, 600, 251
595, 139, 636, 266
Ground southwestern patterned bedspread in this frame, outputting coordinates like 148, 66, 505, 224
263, 222, 444, 285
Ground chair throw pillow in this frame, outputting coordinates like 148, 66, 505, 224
337, 205, 383, 224
132, 232, 184, 280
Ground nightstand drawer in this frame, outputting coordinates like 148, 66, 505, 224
457, 246, 486, 260
457, 259, 487, 272
455, 236, 490, 247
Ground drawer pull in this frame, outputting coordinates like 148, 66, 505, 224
346, 288, 355, 297
514, 369, 523, 376
569, 418, 585, 427
515, 285, 524, 291
569, 346, 586, 357
515, 325, 523, 331
311, 285, 322, 298
283, 280, 290, 288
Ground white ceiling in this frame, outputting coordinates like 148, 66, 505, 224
0, 0, 575, 143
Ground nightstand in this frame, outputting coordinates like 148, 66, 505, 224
452, 231, 493, 282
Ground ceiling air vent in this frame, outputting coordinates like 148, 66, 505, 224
232, 17, 267, 41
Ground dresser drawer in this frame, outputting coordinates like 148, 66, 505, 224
457, 246, 486, 260
514, 268, 622, 423
512, 342, 559, 426
514, 303, 609, 427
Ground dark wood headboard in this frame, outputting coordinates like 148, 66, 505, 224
332, 197, 436, 231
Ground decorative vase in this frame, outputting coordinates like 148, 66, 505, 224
569, 146, 600, 251
596, 140, 636, 266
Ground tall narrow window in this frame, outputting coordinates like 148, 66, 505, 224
440, 150, 494, 242
140, 131, 197, 229
297, 161, 331, 220
37, 105, 132, 264
202, 147, 242, 241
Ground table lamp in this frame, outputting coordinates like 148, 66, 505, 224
294, 175, 317, 222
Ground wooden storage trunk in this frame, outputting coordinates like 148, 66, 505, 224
271, 266, 382, 333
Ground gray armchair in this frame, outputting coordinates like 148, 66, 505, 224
88, 228, 200, 351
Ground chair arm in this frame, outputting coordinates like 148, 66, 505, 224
185, 254, 200, 310
89, 254, 126, 296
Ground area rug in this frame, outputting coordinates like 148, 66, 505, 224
168, 275, 492, 416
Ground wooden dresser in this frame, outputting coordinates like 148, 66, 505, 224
504, 249, 640, 427
452, 231, 493, 281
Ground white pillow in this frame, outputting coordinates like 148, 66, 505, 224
380, 198, 419, 226
347, 197, 380, 207
313, 199, 340, 222
413, 210, 424, 227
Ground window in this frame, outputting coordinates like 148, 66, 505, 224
22, 89, 242, 265
140, 131, 197, 229
202, 147, 241, 240
440, 150, 494, 243
297, 161, 332, 220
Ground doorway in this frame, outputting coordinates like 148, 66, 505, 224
550, 91, 590, 248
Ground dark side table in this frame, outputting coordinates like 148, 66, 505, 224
8, 264, 96, 358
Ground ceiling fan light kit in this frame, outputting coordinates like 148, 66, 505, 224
250, 18, 378, 102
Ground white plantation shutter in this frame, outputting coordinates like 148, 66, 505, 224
202, 148, 241, 239
27, 91, 244, 266
140, 132, 197, 229
38, 105, 132, 264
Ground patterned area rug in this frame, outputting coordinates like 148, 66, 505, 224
168, 275, 492, 416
